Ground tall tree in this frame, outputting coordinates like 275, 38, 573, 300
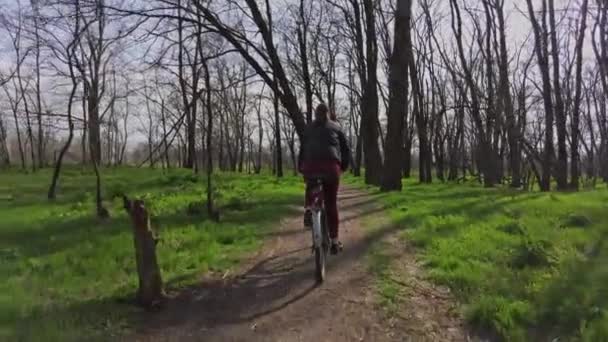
361, 0, 383, 185
381, 0, 411, 191
450, 0, 498, 187
492, 0, 521, 188
526, 0, 556, 191
570, 0, 589, 189
297, 0, 313, 123
48, 0, 82, 200
548, 0, 568, 190
592, 0, 608, 182
31, 0, 45, 168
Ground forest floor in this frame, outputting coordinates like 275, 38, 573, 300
2, 168, 608, 341
129, 186, 471, 342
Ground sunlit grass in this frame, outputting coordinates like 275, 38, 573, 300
346, 175, 608, 340
0, 167, 303, 341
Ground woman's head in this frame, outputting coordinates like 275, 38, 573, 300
315, 103, 329, 122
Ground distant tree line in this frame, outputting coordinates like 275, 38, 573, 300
0, 0, 605, 197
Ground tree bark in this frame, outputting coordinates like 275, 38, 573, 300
381, 0, 411, 191
526, 0, 555, 191
200, 55, 218, 221
87, 81, 102, 166
548, 0, 568, 190
297, 0, 313, 123
273, 81, 283, 178
354, 123, 363, 177
49, 57, 78, 199
450, 0, 496, 187
493, 0, 521, 187
570, 0, 589, 189
3, 84, 26, 169
81, 93, 88, 165
0, 116, 9, 167
122, 197, 165, 310
254, 93, 264, 174
32, 0, 45, 168
361, 0, 383, 185
15, 47, 36, 171
592, 0, 608, 182
92, 155, 108, 219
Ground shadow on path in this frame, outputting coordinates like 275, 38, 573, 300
133, 188, 399, 339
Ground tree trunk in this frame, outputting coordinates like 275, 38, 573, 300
122, 197, 165, 310
591, 0, 607, 182
434, 122, 445, 181
403, 129, 412, 178
481, 1, 500, 187
256, 95, 264, 174
32, 0, 44, 168
361, 0, 383, 185
92, 156, 108, 219
570, 0, 589, 190
161, 99, 170, 169
16, 56, 36, 171
87, 81, 102, 165
10, 99, 26, 169
450, 0, 495, 187
411, 69, 431, 183
354, 124, 362, 177
81, 94, 88, 165
494, 0, 521, 188
0, 116, 9, 167
218, 111, 225, 171
548, 0, 568, 190
297, 0, 313, 124
526, 0, 555, 191
381, 0, 411, 191
273, 80, 283, 178
200, 56, 218, 221
49, 76, 78, 200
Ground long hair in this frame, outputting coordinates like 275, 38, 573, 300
315, 103, 329, 123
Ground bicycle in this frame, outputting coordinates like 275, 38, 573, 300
307, 177, 331, 283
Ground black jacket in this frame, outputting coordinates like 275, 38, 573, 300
298, 120, 351, 171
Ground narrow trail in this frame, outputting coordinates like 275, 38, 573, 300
131, 187, 472, 342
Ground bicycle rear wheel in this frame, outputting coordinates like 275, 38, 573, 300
314, 210, 330, 283
314, 245, 325, 283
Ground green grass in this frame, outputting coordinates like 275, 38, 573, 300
346, 175, 608, 341
0, 167, 303, 341
365, 214, 408, 315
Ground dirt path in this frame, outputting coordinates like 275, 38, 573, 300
131, 187, 473, 342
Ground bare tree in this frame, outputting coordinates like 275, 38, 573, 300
48, 0, 82, 200
450, 0, 498, 187
591, 0, 608, 182
526, 0, 556, 191
2, 79, 27, 169
2, 3, 37, 171
381, 0, 411, 191
492, 0, 521, 188
570, 0, 590, 189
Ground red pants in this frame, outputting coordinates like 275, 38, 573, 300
302, 161, 341, 239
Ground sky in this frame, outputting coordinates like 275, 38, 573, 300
0, 0, 599, 151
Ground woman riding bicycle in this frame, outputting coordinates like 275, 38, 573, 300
298, 103, 350, 254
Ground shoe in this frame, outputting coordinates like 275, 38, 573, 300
330, 241, 343, 255
304, 209, 312, 227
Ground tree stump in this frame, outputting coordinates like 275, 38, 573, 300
123, 196, 165, 310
